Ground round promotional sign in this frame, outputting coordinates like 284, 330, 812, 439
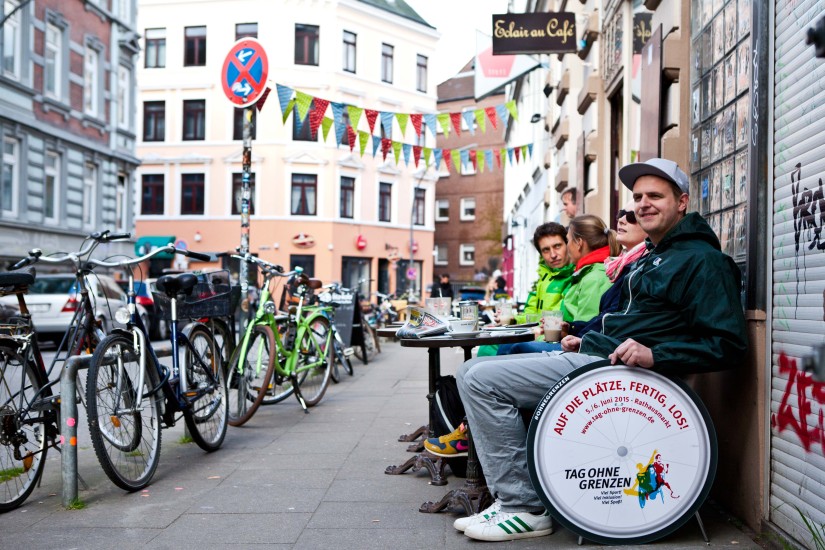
221, 38, 269, 107
406, 267, 417, 280
527, 361, 717, 545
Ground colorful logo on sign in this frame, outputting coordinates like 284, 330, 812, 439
292, 233, 315, 248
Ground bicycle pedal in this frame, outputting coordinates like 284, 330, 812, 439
183, 390, 199, 398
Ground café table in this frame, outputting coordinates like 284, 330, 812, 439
384, 328, 534, 514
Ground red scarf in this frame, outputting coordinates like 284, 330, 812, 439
604, 242, 648, 282
575, 245, 611, 272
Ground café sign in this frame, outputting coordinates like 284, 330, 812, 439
492, 12, 577, 55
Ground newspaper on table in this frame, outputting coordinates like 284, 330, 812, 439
395, 306, 449, 339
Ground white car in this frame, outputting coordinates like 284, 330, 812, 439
0, 273, 148, 342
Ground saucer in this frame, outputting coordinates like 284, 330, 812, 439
448, 330, 482, 338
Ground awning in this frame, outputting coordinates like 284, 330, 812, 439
135, 236, 176, 259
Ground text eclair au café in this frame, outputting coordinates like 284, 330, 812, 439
494, 18, 575, 43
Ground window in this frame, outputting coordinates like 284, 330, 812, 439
144, 28, 165, 68
117, 65, 130, 128
291, 173, 317, 216
381, 43, 393, 83
44, 152, 60, 223
115, 173, 127, 231
459, 244, 475, 266
181, 173, 204, 215
289, 254, 315, 277
416, 54, 428, 92
184, 26, 206, 66
461, 154, 477, 176
44, 23, 62, 98
83, 48, 99, 116
378, 182, 392, 222
2, 0, 21, 79
235, 22, 257, 40
294, 24, 319, 65
340, 109, 351, 146
1, 137, 18, 215
183, 99, 205, 140
460, 197, 476, 220
413, 188, 426, 226
292, 103, 316, 141
434, 244, 448, 266
233, 107, 256, 140
141, 174, 164, 214
340, 176, 354, 218
435, 199, 449, 221
415, 121, 427, 147
118, 0, 132, 23
231, 172, 255, 215
82, 162, 97, 228
342, 30, 356, 73
143, 101, 165, 141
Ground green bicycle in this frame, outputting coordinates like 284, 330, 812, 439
225, 255, 333, 426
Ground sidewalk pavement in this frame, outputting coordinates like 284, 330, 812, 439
1, 340, 762, 549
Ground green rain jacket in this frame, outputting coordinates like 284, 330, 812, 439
560, 248, 612, 323
518, 261, 575, 321
580, 213, 747, 374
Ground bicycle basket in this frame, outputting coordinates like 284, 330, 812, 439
152, 270, 233, 320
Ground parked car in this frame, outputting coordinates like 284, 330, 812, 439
116, 279, 168, 340
457, 286, 486, 303
0, 273, 147, 343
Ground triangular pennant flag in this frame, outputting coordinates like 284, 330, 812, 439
485, 149, 493, 172
412, 145, 422, 167
396, 113, 409, 136
402, 143, 411, 166
506, 100, 518, 121
276, 84, 294, 119
372, 135, 381, 157
365, 109, 379, 133
462, 111, 476, 135
381, 138, 392, 161
514, 147, 521, 163
309, 97, 329, 136
508, 147, 515, 165
255, 87, 271, 112
451, 149, 461, 172
321, 116, 334, 142
450, 112, 462, 136
330, 102, 346, 146
358, 131, 369, 157
348, 105, 363, 131
476, 150, 484, 172
499, 149, 507, 168
347, 125, 357, 152
528, 143, 534, 159
424, 114, 438, 138
485, 107, 498, 129
460, 149, 469, 169
521, 145, 528, 160
433, 148, 442, 169
474, 109, 486, 134
295, 91, 313, 122
410, 114, 423, 137
283, 99, 295, 123
496, 104, 509, 129
437, 113, 451, 136
392, 141, 402, 164
469, 149, 477, 171
496, 149, 503, 169
442, 148, 452, 171
424, 147, 432, 167
380, 111, 394, 139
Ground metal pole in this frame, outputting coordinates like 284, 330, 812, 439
240, 105, 252, 302
60, 356, 83, 507
408, 162, 431, 301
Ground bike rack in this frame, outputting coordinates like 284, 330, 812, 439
60, 348, 172, 507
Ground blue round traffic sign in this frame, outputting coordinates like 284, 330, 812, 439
221, 38, 269, 107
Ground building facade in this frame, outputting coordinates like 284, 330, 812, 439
0, 0, 140, 265
134, 0, 439, 299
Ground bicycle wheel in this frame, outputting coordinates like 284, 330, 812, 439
226, 325, 276, 426
183, 324, 228, 451
259, 326, 297, 405
0, 340, 48, 512
86, 334, 161, 491
209, 318, 235, 373
294, 316, 332, 407
527, 361, 717, 545
353, 320, 378, 363
334, 336, 354, 376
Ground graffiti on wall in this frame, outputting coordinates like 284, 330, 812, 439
791, 163, 825, 252
771, 353, 825, 454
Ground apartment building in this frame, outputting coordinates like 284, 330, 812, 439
134, 0, 439, 297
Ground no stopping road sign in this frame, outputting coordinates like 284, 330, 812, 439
221, 38, 269, 107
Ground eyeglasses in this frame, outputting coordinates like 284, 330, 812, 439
616, 209, 637, 224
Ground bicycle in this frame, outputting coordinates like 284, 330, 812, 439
84, 245, 229, 491
0, 230, 131, 512
352, 279, 380, 364
315, 283, 355, 383
225, 255, 333, 426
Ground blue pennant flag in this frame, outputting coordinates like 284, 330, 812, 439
462, 111, 476, 135
495, 104, 509, 130
433, 148, 443, 169
330, 102, 346, 145
424, 114, 438, 138
276, 84, 294, 119
459, 149, 469, 169
507, 147, 514, 165
380, 111, 394, 139
527, 143, 534, 159
485, 149, 494, 172
402, 143, 412, 166
372, 135, 381, 157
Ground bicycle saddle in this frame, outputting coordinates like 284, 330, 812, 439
155, 273, 198, 296
307, 278, 322, 289
0, 268, 35, 287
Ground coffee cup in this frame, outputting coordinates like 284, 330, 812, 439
426, 297, 452, 320
450, 318, 476, 333
495, 302, 514, 325
542, 311, 563, 342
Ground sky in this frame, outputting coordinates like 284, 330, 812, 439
404, 0, 510, 86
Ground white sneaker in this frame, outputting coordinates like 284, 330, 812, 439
463, 509, 553, 541
453, 500, 501, 532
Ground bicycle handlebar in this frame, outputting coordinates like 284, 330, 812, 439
88, 245, 210, 268
9, 230, 134, 270
230, 253, 285, 275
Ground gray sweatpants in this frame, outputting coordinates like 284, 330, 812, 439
456, 351, 602, 512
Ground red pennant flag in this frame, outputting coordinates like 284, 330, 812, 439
309, 97, 329, 137
449, 112, 462, 136
514, 147, 521, 163
347, 125, 357, 152
485, 107, 498, 129
470, 150, 477, 171
495, 150, 502, 169
410, 114, 423, 137
412, 145, 422, 167
255, 87, 271, 112
443, 148, 452, 171
381, 138, 391, 160
365, 109, 379, 134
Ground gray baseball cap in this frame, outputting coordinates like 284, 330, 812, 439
618, 158, 689, 194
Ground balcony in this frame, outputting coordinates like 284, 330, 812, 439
577, 74, 601, 115
544, 147, 553, 169
578, 11, 600, 60
585, 130, 601, 162
554, 163, 569, 192
553, 118, 569, 150
555, 70, 570, 106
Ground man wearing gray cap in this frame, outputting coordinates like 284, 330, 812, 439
453, 158, 747, 542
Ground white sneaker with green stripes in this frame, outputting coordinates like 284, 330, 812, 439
463, 509, 553, 541
453, 500, 501, 532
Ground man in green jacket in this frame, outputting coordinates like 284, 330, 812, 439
453, 158, 747, 542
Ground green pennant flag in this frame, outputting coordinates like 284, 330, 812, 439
506, 100, 518, 121
395, 113, 409, 135
295, 91, 313, 122
392, 141, 402, 164
320, 117, 334, 141
474, 109, 486, 134
500, 149, 507, 167
437, 113, 451, 136
423, 147, 432, 167
282, 99, 295, 123
348, 105, 363, 131
451, 149, 461, 172
477, 149, 485, 173
358, 131, 370, 157
521, 145, 528, 159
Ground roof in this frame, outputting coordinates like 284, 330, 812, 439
357, 0, 433, 28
